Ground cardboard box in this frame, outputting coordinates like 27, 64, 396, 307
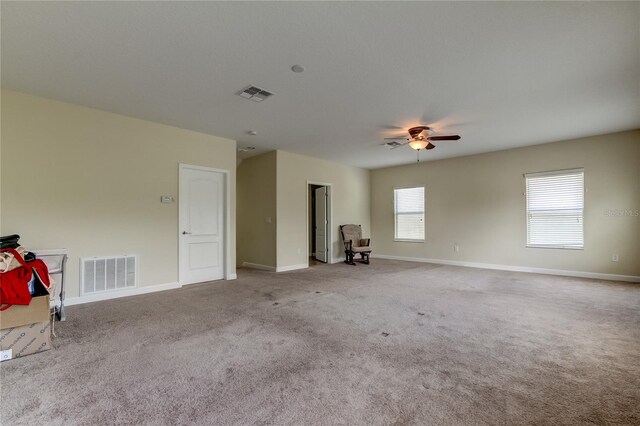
0, 278, 53, 361
0, 294, 50, 330
0, 320, 51, 361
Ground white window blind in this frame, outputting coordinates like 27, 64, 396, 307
394, 187, 425, 241
525, 169, 584, 249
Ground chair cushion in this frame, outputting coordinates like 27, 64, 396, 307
352, 246, 371, 253
341, 224, 362, 244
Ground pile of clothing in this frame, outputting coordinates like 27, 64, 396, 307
0, 234, 54, 310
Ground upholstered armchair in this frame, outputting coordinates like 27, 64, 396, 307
340, 224, 372, 265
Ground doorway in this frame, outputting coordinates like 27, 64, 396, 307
307, 182, 332, 265
179, 164, 229, 285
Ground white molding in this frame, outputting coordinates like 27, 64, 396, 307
242, 262, 307, 272
226, 273, 237, 280
241, 262, 276, 272
524, 167, 584, 179
372, 254, 640, 283
276, 263, 308, 272
331, 257, 344, 264
62, 282, 181, 307
178, 163, 230, 174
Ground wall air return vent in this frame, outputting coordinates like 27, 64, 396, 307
81, 255, 137, 295
237, 85, 274, 102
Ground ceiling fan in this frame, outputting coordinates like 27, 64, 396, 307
383, 126, 461, 162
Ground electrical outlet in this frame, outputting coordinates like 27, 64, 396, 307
611, 253, 619, 262
454, 243, 460, 253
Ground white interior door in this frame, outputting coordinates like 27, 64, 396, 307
314, 186, 328, 263
179, 165, 225, 285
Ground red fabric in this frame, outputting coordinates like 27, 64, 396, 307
29, 259, 51, 290
0, 248, 32, 310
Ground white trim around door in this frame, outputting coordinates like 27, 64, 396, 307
306, 181, 333, 267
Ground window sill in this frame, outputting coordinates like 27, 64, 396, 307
526, 245, 584, 250
394, 239, 425, 243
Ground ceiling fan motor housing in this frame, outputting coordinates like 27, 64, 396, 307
408, 126, 430, 140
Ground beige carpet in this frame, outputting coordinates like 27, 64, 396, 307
1, 260, 639, 425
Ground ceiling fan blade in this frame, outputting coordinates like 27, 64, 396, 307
425, 142, 436, 150
427, 135, 460, 141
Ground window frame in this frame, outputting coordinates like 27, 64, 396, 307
525, 168, 585, 250
393, 185, 426, 242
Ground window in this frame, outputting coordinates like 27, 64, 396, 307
394, 186, 425, 241
525, 169, 584, 249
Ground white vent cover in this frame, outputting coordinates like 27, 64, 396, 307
383, 141, 405, 148
81, 255, 136, 295
237, 85, 274, 102
237, 146, 256, 152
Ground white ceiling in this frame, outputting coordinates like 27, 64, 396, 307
2, 1, 638, 169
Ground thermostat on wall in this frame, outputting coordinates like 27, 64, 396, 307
161, 195, 174, 204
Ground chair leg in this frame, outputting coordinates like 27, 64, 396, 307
345, 251, 356, 266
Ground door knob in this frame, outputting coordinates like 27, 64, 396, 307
182, 231, 192, 235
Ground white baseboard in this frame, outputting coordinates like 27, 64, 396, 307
241, 262, 308, 273
331, 257, 345, 264
373, 254, 640, 283
241, 262, 276, 271
63, 282, 181, 306
276, 263, 308, 272
59, 270, 239, 308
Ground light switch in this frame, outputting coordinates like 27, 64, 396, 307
161, 195, 174, 204
265, 217, 272, 223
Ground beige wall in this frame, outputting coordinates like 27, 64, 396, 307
276, 150, 370, 268
1, 90, 237, 298
236, 151, 277, 268
371, 130, 640, 277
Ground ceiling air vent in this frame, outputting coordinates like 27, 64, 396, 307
383, 141, 404, 148
237, 85, 274, 102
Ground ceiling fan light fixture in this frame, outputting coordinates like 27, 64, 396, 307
408, 140, 428, 150
382, 124, 460, 163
